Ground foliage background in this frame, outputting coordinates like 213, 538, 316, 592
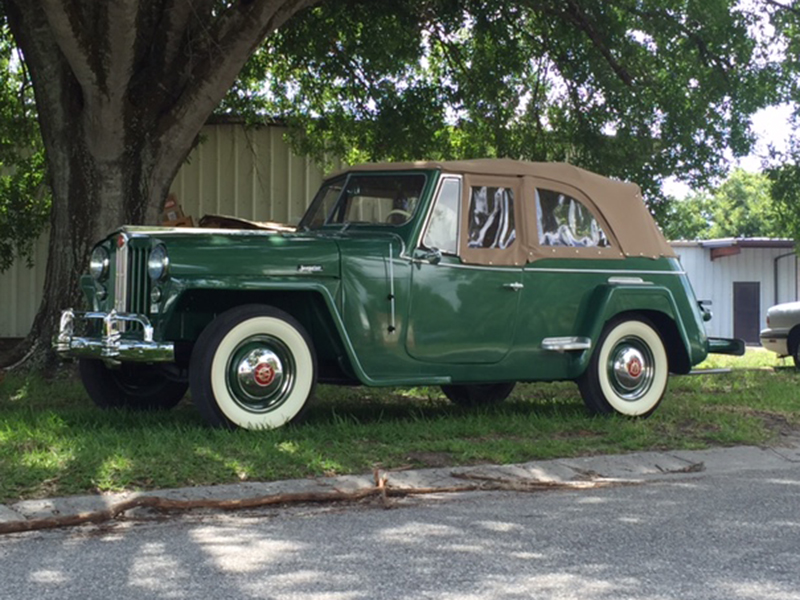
0, 16, 48, 272
0, 0, 797, 278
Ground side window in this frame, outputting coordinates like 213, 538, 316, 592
467, 185, 516, 249
536, 188, 609, 248
423, 178, 460, 254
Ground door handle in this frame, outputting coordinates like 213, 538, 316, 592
503, 282, 524, 291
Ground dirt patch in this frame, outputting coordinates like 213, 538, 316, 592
753, 411, 799, 438
703, 405, 800, 438
405, 451, 456, 468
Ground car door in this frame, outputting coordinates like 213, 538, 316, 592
406, 175, 523, 364
517, 180, 622, 361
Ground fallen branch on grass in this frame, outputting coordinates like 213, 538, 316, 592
0, 470, 626, 535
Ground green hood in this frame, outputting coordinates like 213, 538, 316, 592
120, 227, 342, 279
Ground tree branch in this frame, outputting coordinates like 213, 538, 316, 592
159, 0, 216, 69
105, 1, 138, 101
0, 471, 621, 535
37, 0, 97, 91
623, 5, 733, 77
560, 0, 634, 87
146, 0, 317, 220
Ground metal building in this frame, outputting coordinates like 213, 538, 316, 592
672, 239, 799, 343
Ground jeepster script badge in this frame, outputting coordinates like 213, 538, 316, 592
254, 363, 276, 387
297, 265, 323, 273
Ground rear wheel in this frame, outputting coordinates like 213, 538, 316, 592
79, 359, 187, 411
578, 317, 668, 417
189, 304, 317, 430
441, 382, 516, 407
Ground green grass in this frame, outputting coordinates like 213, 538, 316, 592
1, 347, 798, 503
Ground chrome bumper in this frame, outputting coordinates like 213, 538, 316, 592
54, 309, 174, 362
760, 328, 789, 357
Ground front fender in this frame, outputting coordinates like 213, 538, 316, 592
153, 275, 396, 386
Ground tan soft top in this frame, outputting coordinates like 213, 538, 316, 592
336, 158, 675, 260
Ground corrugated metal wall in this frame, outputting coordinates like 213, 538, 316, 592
0, 123, 335, 338
674, 244, 799, 339
0, 234, 49, 338
171, 124, 337, 226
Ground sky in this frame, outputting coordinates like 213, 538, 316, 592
741, 103, 796, 170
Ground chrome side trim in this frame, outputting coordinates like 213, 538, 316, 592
542, 336, 592, 352
54, 309, 174, 363
387, 242, 396, 333
607, 276, 653, 285
401, 261, 682, 277
526, 267, 685, 276
402, 259, 522, 273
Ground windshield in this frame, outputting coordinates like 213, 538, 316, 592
299, 173, 426, 230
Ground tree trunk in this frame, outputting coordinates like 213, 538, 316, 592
1, 0, 317, 369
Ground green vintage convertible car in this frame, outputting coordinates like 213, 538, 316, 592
55, 159, 744, 429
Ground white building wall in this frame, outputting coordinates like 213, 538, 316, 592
0, 123, 335, 338
673, 243, 800, 340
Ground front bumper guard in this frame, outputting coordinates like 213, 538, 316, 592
54, 309, 174, 362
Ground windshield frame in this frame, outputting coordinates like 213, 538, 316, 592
298, 171, 429, 231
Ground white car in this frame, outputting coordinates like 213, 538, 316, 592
760, 301, 800, 366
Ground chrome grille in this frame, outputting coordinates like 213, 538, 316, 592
112, 234, 151, 323
128, 245, 151, 315
114, 235, 129, 314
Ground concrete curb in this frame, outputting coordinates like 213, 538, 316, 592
3, 438, 800, 527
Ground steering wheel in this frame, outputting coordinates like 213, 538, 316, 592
385, 209, 412, 223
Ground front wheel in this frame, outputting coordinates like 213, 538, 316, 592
79, 359, 187, 411
578, 317, 668, 418
189, 305, 317, 430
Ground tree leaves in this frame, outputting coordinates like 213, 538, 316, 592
225, 0, 786, 216
0, 17, 49, 272
662, 169, 781, 240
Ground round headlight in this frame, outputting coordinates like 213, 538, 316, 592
147, 244, 169, 280
89, 246, 109, 281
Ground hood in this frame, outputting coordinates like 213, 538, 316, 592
119, 226, 342, 279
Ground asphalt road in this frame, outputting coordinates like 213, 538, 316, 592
1, 466, 799, 600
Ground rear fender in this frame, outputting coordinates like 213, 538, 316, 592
575, 284, 697, 375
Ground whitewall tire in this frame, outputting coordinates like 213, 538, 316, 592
190, 305, 316, 430
578, 317, 668, 417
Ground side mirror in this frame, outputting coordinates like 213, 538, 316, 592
424, 248, 442, 265
698, 300, 713, 322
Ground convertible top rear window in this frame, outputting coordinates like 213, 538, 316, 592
536, 189, 609, 248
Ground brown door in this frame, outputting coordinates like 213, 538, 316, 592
733, 282, 760, 344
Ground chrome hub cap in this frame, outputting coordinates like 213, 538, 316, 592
226, 336, 295, 412
607, 337, 655, 401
